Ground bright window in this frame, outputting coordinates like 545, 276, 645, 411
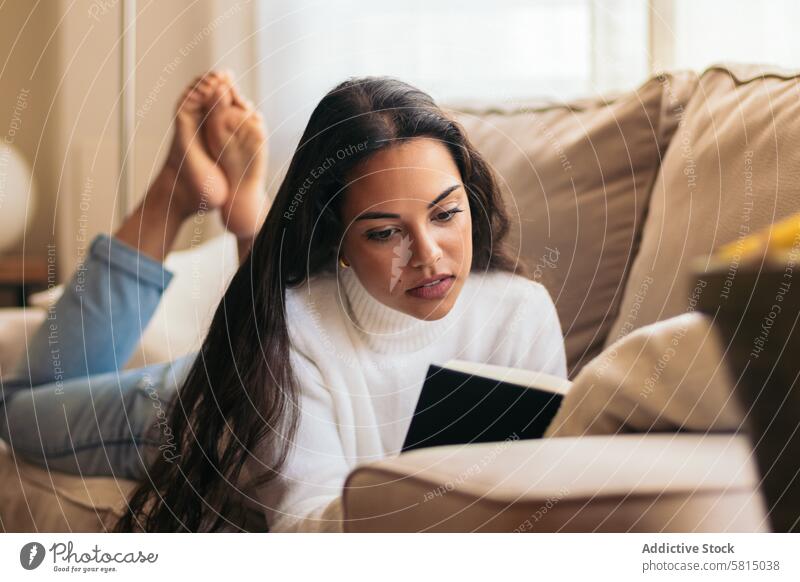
256, 0, 799, 184
256, 0, 648, 185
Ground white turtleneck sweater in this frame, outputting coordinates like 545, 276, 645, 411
249, 267, 567, 532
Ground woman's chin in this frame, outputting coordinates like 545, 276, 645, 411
397, 293, 459, 321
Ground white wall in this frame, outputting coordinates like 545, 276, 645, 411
0, 2, 61, 262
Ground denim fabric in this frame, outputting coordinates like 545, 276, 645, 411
0, 234, 195, 479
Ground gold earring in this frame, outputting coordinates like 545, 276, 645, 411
338, 255, 350, 268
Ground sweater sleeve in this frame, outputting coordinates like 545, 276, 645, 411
261, 347, 349, 533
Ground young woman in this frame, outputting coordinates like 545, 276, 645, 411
0, 71, 566, 532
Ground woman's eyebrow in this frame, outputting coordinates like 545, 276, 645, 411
355, 184, 463, 221
427, 184, 462, 208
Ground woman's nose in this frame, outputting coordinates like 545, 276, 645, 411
409, 228, 443, 268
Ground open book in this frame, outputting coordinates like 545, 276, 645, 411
401, 360, 572, 452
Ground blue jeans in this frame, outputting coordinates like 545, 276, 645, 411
0, 234, 196, 480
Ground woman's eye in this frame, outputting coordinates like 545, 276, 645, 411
366, 228, 399, 242
433, 207, 464, 222
364, 209, 463, 242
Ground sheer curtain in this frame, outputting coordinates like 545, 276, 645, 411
255, 0, 800, 189
651, 0, 800, 72
255, 0, 648, 191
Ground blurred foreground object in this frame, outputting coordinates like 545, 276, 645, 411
699, 215, 800, 532
717, 211, 800, 265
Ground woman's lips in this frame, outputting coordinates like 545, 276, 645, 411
405, 275, 455, 299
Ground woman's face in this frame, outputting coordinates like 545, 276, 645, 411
339, 137, 473, 320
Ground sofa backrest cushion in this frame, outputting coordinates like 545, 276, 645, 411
451, 72, 697, 376
606, 65, 800, 346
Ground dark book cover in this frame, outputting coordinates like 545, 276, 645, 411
402, 362, 568, 452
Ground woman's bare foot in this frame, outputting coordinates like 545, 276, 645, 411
114, 72, 236, 262
115, 71, 266, 262
164, 71, 232, 216
202, 75, 268, 243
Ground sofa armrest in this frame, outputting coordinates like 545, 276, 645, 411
343, 434, 768, 532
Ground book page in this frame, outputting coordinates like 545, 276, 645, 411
443, 359, 572, 396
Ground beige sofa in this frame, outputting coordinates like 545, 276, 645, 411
2, 63, 798, 532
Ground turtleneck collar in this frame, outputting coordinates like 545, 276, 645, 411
338, 266, 465, 354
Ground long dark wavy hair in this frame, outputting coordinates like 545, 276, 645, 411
115, 76, 520, 532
